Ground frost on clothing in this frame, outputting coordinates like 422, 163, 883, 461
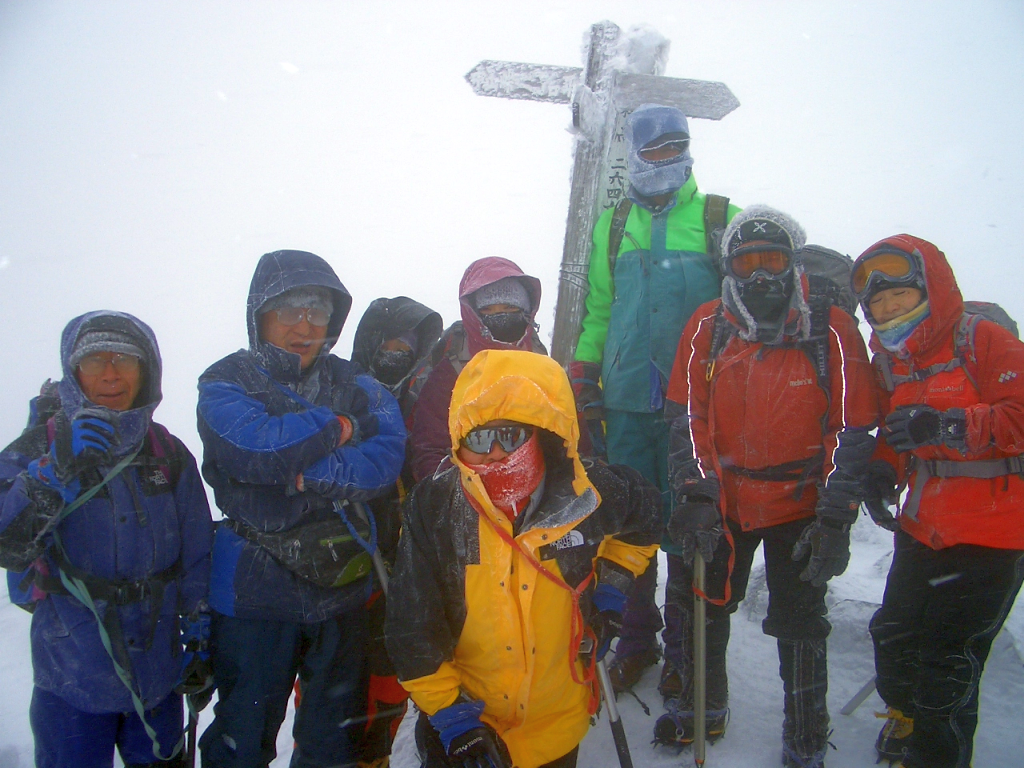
408, 257, 545, 482
0, 310, 213, 714
197, 249, 405, 623
574, 174, 741, 413
868, 235, 1024, 551
386, 351, 662, 768
665, 283, 879, 531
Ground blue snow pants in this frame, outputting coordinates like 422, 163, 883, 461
199, 608, 368, 768
604, 409, 669, 659
31, 686, 184, 768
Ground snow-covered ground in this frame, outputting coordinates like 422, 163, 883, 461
2, 1, 1024, 766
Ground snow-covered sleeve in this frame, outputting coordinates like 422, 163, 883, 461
965, 320, 1024, 454
299, 373, 406, 502
197, 378, 343, 485
172, 442, 214, 615
822, 308, 880, 485
665, 303, 721, 489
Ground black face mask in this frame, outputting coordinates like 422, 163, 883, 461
370, 348, 415, 385
738, 277, 793, 324
481, 311, 529, 344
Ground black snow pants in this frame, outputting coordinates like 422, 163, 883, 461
666, 516, 831, 755
870, 530, 1024, 768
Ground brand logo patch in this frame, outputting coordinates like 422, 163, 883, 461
789, 378, 813, 387
550, 530, 585, 551
999, 371, 1018, 383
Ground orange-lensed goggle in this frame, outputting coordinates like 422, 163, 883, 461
727, 248, 792, 281
851, 250, 920, 300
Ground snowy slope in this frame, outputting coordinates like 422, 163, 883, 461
2, 1, 1024, 766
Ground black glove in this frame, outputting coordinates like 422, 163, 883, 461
792, 518, 850, 587
814, 482, 860, 526
668, 477, 723, 565
863, 461, 899, 531
51, 408, 117, 481
884, 405, 967, 453
429, 700, 512, 768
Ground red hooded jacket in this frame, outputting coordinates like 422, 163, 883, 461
666, 275, 878, 531
868, 235, 1024, 550
409, 258, 545, 481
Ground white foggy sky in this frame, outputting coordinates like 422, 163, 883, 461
1, 0, 1023, 458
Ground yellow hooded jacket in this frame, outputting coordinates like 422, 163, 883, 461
385, 350, 661, 767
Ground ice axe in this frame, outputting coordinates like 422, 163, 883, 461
693, 551, 707, 767
333, 500, 390, 594
596, 657, 634, 768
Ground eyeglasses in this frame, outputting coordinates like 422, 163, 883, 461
460, 424, 533, 455
852, 250, 918, 300
272, 307, 331, 327
77, 353, 141, 376
727, 248, 792, 281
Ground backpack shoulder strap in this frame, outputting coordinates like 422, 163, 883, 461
606, 198, 633, 274
703, 193, 730, 259
707, 303, 732, 378
146, 423, 185, 490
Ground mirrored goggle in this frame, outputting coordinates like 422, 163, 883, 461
273, 307, 331, 327
727, 248, 792, 280
77, 353, 141, 376
460, 424, 533, 454
852, 251, 918, 299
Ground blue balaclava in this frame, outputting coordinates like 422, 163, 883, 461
626, 104, 694, 199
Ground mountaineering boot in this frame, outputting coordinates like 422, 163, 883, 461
652, 608, 730, 748
874, 707, 913, 763
653, 699, 730, 748
779, 638, 831, 767
606, 645, 661, 693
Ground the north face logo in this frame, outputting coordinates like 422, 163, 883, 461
148, 470, 169, 486
550, 530, 585, 551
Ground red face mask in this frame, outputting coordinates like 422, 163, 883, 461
463, 430, 546, 519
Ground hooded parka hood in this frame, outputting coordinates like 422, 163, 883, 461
458, 258, 542, 356
247, 249, 353, 382
351, 297, 443, 385
858, 235, 963, 361
57, 310, 162, 457
449, 350, 597, 512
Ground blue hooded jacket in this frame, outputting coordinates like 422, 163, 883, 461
197, 250, 405, 622
0, 311, 213, 714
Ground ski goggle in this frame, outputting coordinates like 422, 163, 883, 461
271, 307, 331, 327
726, 248, 792, 281
851, 250, 921, 300
638, 139, 690, 162
77, 352, 141, 376
460, 424, 533, 455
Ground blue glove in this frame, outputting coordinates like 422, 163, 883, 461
51, 408, 116, 480
591, 583, 627, 661
429, 700, 512, 768
26, 455, 81, 505
175, 611, 213, 698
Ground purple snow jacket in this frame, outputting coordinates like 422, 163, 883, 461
0, 311, 213, 714
408, 257, 545, 481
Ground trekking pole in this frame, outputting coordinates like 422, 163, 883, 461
596, 658, 634, 768
840, 675, 877, 716
185, 696, 199, 768
693, 551, 707, 767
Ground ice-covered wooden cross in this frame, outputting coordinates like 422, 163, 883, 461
466, 21, 739, 364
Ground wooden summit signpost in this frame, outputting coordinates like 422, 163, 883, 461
466, 20, 740, 365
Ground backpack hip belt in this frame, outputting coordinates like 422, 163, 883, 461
724, 451, 823, 501
903, 454, 1024, 520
